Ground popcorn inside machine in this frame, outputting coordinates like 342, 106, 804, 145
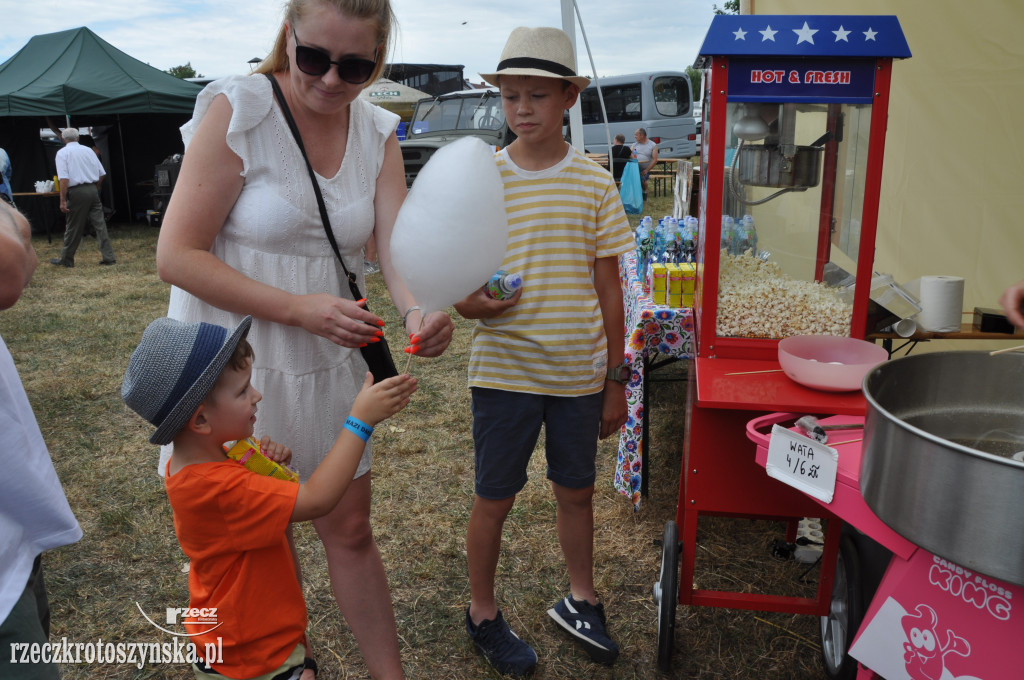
654, 15, 911, 672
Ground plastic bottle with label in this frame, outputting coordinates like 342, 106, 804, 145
680, 216, 697, 262
721, 215, 735, 254
741, 214, 758, 256
662, 217, 681, 263
484, 270, 523, 300
635, 220, 652, 273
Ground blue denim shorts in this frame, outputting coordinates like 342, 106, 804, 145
470, 387, 603, 499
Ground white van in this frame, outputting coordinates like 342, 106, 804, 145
576, 71, 698, 159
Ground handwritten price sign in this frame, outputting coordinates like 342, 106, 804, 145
765, 424, 838, 503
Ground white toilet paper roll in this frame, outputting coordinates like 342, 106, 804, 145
916, 275, 964, 333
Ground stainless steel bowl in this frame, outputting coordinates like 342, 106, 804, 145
861, 351, 1024, 586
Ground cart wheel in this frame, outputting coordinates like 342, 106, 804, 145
654, 520, 680, 673
820, 534, 864, 680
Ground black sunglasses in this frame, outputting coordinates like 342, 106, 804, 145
292, 29, 378, 84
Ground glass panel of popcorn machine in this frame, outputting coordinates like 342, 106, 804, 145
717, 99, 872, 339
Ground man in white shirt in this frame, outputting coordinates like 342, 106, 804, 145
631, 127, 659, 200
0, 147, 13, 205
51, 128, 116, 267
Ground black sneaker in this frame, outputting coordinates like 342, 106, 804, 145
547, 595, 619, 665
466, 608, 538, 677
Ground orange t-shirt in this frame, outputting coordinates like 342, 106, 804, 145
165, 459, 303, 678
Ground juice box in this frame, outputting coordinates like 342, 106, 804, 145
225, 437, 299, 483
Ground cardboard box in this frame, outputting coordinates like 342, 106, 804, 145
973, 307, 1015, 334
651, 263, 667, 305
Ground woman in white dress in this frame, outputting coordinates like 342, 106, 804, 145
155, 1, 453, 677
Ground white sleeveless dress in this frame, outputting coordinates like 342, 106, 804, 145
159, 74, 400, 480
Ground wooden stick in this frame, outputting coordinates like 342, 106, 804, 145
724, 368, 785, 376
989, 343, 1024, 356
829, 438, 863, 446
402, 315, 426, 374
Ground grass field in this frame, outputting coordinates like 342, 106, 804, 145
2, 200, 830, 679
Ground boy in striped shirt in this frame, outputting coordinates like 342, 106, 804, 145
454, 26, 636, 677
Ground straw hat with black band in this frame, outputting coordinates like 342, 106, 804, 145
480, 26, 590, 90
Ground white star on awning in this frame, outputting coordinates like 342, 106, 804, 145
760, 25, 778, 42
733, 28, 747, 40
794, 22, 818, 45
864, 27, 878, 41
833, 26, 851, 42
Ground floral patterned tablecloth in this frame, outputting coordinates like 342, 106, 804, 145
615, 250, 695, 509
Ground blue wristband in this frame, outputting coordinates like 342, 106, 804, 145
344, 416, 374, 442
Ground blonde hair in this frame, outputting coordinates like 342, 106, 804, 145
254, 0, 396, 86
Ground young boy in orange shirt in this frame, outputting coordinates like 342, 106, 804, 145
121, 316, 416, 679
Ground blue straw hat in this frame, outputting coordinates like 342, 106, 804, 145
122, 316, 252, 445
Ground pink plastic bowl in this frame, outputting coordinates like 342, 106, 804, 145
777, 335, 889, 392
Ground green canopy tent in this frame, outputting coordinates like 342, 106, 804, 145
0, 27, 203, 223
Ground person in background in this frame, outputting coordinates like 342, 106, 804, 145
0, 147, 13, 206
631, 127, 658, 200
121, 314, 417, 680
455, 26, 634, 677
0, 201, 84, 680
610, 133, 632, 182
51, 128, 117, 267
364, 233, 380, 275
999, 280, 1024, 329
154, 1, 454, 677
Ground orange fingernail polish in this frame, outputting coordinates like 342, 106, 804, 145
357, 298, 367, 305
375, 330, 384, 337
377, 320, 386, 327
410, 335, 422, 344
359, 343, 368, 348
372, 337, 381, 343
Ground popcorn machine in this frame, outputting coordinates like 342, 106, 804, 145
654, 15, 911, 671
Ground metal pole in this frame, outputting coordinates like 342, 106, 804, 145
117, 115, 133, 221
560, 0, 585, 153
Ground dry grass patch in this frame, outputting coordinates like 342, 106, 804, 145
4, 218, 826, 679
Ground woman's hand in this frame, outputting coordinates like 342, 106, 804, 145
291, 293, 387, 348
404, 310, 455, 357
1000, 280, 1024, 329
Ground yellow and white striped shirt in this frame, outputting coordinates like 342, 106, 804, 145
468, 146, 635, 396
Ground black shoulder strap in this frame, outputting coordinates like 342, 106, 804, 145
264, 73, 364, 301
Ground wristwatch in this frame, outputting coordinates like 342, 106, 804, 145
605, 360, 630, 384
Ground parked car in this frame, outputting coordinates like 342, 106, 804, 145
398, 88, 515, 187
693, 100, 703, 153
575, 71, 698, 159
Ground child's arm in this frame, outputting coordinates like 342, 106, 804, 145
594, 256, 628, 440
291, 372, 417, 522
454, 285, 522, 320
